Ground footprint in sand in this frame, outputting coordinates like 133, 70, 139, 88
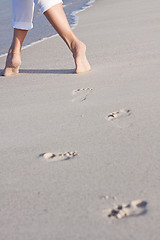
39, 151, 78, 162
100, 195, 117, 201
72, 88, 93, 102
105, 108, 134, 128
104, 199, 148, 219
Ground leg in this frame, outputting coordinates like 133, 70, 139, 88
2, 29, 28, 76
2, 0, 34, 77
43, 3, 91, 73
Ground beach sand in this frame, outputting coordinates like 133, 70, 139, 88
0, 0, 160, 239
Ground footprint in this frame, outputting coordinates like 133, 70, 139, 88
105, 199, 148, 219
105, 108, 133, 128
72, 88, 93, 102
39, 151, 78, 162
100, 195, 117, 201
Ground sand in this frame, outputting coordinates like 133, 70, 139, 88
0, 0, 160, 239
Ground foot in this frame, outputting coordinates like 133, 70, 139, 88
1, 49, 21, 77
71, 41, 91, 74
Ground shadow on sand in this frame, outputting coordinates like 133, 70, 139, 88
20, 68, 75, 74
0, 68, 75, 77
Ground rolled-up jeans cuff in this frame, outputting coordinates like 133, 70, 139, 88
40, 0, 63, 13
12, 21, 33, 30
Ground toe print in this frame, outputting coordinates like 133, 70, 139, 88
39, 151, 78, 162
72, 88, 93, 102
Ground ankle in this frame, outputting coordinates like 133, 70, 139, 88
6, 47, 22, 68
70, 40, 86, 53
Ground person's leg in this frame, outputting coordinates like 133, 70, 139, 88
41, 2, 91, 73
2, 29, 28, 76
2, 0, 34, 76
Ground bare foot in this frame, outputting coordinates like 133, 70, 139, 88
71, 41, 91, 74
1, 49, 21, 77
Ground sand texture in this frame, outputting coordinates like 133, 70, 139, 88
0, 0, 160, 239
